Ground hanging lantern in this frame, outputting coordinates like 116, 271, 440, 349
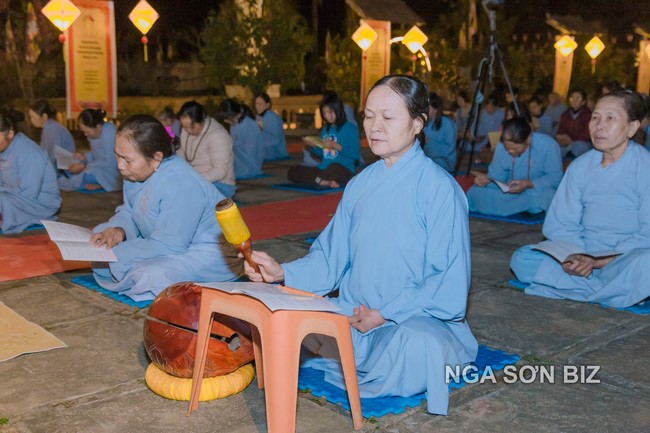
554, 35, 577, 57
585, 36, 605, 74
128, 0, 159, 62
402, 25, 428, 54
41, 0, 81, 43
351, 22, 378, 51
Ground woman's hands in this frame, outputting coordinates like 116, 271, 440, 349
322, 138, 342, 151
562, 255, 615, 277
89, 227, 126, 250
243, 250, 285, 283
67, 162, 86, 174
507, 179, 532, 194
349, 305, 385, 333
473, 172, 491, 187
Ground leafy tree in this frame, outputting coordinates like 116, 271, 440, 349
200, 0, 312, 95
324, 32, 360, 108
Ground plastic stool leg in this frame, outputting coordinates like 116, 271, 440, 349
187, 298, 216, 415
251, 325, 264, 389
335, 323, 364, 429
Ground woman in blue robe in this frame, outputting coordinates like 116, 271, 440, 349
220, 99, 264, 179
423, 92, 457, 173
244, 75, 477, 415
0, 109, 61, 234
27, 99, 75, 165
288, 92, 361, 188
90, 115, 242, 302
510, 90, 650, 308
58, 109, 121, 192
254, 92, 287, 161
467, 117, 563, 216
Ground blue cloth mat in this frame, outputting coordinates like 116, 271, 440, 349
271, 183, 345, 195
236, 173, 273, 181
469, 211, 545, 225
0, 223, 44, 234
508, 279, 650, 315
264, 156, 293, 162
75, 187, 108, 194
71, 274, 152, 308
298, 345, 519, 418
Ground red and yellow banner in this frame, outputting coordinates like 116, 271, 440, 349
65, 0, 117, 119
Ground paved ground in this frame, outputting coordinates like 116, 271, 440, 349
1, 145, 649, 433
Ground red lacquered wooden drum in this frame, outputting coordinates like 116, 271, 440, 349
143, 282, 255, 378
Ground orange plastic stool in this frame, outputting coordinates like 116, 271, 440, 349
186, 285, 364, 433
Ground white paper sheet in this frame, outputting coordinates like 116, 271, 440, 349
54, 146, 82, 170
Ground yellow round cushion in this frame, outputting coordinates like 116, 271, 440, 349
145, 363, 255, 402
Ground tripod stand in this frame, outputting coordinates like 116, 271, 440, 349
454, 2, 520, 176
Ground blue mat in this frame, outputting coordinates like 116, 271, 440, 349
298, 345, 519, 418
71, 274, 152, 308
508, 279, 650, 315
271, 183, 345, 195
264, 156, 293, 162
469, 211, 545, 225
0, 223, 44, 234
236, 173, 272, 181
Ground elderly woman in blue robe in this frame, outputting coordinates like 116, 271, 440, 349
254, 92, 288, 161
510, 90, 650, 308
0, 109, 61, 234
58, 109, 122, 192
220, 98, 264, 179
467, 117, 563, 216
243, 75, 478, 415
28, 99, 75, 165
90, 115, 242, 302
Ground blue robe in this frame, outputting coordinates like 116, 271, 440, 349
423, 116, 457, 172
532, 112, 555, 137
41, 118, 75, 165
310, 121, 360, 173
92, 155, 242, 301
58, 122, 121, 192
257, 109, 287, 160
473, 108, 504, 151
544, 103, 567, 134
282, 143, 477, 415
467, 133, 563, 216
232, 116, 264, 179
644, 125, 650, 150
510, 142, 650, 308
0, 133, 61, 233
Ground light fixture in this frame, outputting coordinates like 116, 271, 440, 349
585, 36, 605, 59
41, 0, 81, 43
351, 22, 378, 51
554, 35, 577, 57
402, 25, 428, 54
129, 0, 159, 62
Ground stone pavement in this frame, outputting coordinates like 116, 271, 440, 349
1, 147, 648, 433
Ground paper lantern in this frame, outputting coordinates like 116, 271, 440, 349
128, 0, 159, 62
352, 22, 378, 51
554, 35, 577, 57
41, 0, 81, 42
402, 25, 428, 54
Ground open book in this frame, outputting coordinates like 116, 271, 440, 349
54, 146, 82, 170
41, 220, 117, 262
199, 281, 341, 313
302, 135, 324, 149
531, 239, 622, 264
470, 171, 510, 193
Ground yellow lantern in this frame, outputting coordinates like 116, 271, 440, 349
128, 0, 159, 62
554, 35, 577, 57
585, 36, 605, 59
351, 22, 378, 51
402, 25, 428, 54
41, 0, 81, 42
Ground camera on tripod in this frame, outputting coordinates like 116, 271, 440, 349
482, 0, 504, 11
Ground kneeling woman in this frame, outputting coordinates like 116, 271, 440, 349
245, 75, 477, 415
467, 117, 563, 216
91, 115, 242, 302
0, 109, 61, 234
510, 90, 650, 308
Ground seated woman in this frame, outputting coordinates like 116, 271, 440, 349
0, 108, 61, 234
90, 115, 242, 302
156, 106, 181, 138
510, 90, 650, 308
219, 99, 264, 179
423, 92, 457, 173
288, 92, 360, 188
27, 99, 75, 166
466, 117, 563, 217
58, 109, 122, 192
254, 92, 287, 161
244, 75, 477, 415
178, 101, 236, 198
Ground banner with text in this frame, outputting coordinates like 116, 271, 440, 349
65, 0, 117, 119
360, 20, 391, 109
